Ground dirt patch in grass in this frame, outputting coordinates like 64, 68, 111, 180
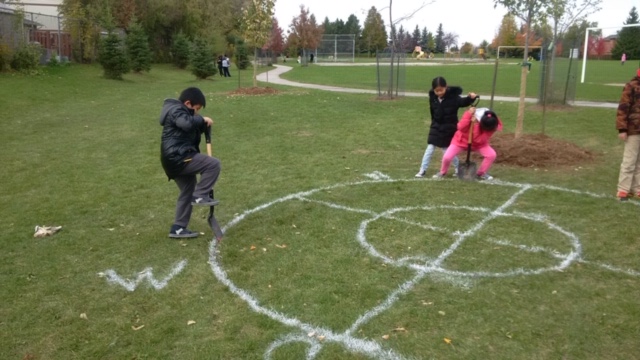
489, 133, 597, 168
229, 87, 279, 96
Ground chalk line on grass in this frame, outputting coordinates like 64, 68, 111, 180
207, 175, 637, 359
99, 259, 188, 292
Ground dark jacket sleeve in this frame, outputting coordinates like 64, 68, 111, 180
458, 94, 475, 108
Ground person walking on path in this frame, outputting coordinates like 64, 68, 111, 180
415, 76, 478, 178
160, 87, 221, 238
615, 68, 640, 201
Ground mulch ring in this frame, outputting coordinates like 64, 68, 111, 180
228, 87, 279, 96
487, 133, 597, 168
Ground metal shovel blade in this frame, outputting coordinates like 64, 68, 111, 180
208, 213, 224, 241
457, 161, 478, 181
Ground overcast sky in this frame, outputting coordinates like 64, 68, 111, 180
13, 0, 640, 45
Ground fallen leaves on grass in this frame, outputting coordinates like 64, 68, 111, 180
132, 325, 145, 331
444, 338, 452, 345
79, 313, 88, 320
187, 320, 196, 326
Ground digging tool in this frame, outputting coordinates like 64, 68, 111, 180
204, 126, 223, 241
457, 97, 480, 181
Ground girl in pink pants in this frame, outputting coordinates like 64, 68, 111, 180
435, 107, 502, 180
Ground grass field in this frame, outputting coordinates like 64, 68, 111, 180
282, 58, 634, 103
1, 63, 639, 360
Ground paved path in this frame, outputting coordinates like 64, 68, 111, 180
256, 64, 618, 109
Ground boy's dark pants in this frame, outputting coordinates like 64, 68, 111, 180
173, 153, 221, 227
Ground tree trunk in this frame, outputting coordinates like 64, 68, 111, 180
253, 47, 258, 87
515, 66, 527, 138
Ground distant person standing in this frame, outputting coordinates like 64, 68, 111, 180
216, 55, 223, 77
615, 67, 640, 201
222, 55, 231, 77
621, 53, 626, 65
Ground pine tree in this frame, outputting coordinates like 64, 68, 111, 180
190, 38, 216, 79
434, 24, 445, 53
99, 32, 130, 80
611, 7, 640, 60
171, 32, 191, 69
126, 21, 152, 73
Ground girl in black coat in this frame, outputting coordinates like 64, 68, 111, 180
415, 76, 477, 178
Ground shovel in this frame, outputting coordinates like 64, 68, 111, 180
204, 127, 224, 242
457, 98, 480, 181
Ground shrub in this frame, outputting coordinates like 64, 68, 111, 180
10, 42, 42, 72
126, 21, 152, 73
99, 32, 130, 80
171, 32, 190, 69
190, 38, 216, 79
234, 42, 250, 70
0, 41, 11, 72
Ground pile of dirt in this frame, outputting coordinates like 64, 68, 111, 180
489, 133, 596, 168
229, 87, 279, 96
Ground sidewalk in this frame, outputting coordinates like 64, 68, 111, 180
256, 64, 618, 109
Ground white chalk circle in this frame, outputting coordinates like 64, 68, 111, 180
207, 176, 636, 360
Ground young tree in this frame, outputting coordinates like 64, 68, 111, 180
460, 42, 474, 55
442, 32, 459, 52
288, 5, 324, 65
171, 31, 191, 69
126, 20, 152, 73
266, 17, 285, 62
611, 7, 640, 60
190, 38, 216, 79
241, 0, 275, 86
99, 32, 130, 80
494, 0, 548, 139
361, 6, 388, 55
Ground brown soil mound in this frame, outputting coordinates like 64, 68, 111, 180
229, 87, 279, 96
487, 133, 596, 168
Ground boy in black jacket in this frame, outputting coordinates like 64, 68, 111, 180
160, 87, 221, 238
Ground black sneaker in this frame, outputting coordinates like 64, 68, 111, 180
191, 196, 219, 206
169, 225, 199, 238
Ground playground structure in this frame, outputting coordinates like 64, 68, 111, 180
411, 46, 432, 60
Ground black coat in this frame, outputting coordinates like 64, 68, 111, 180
427, 86, 474, 148
159, 99, 206, 179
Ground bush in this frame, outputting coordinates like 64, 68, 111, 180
126, 21, 152, 73
190, 38, 216, 79
234, 42, 250, 70
99, 32, 130, 80
171, 32, 190, 69
0, 41, 11, 72
10, 43, 41, 72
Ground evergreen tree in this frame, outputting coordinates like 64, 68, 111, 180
126, 21, 152, 73
611, 7, 640, 60
361, 6, 388, 55
434, 24, 445, 53
99, 32, 130, 80
190, 38, 216, 79
235, 41, 250, 70
171, 32, 191, 69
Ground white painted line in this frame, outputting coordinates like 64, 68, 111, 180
100, 260, 187, 292
206, 175, 638, 359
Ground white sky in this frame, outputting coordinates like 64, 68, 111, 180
12, 0, 640, 45
273, 0, 640, 44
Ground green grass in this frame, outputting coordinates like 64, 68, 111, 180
281, 58, 634, 103
1, 63, 638, 360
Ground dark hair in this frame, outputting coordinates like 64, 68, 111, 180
431, 76, 447, 89
480, 110, 499, 131
179, 87, 206, 108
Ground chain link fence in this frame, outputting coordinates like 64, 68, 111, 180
0, 8, 71, 63
376, 51, 406, 98
315, 34, 355, 63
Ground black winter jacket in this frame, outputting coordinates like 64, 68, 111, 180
159, 99, 206, 179
427, 86, 475, 148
